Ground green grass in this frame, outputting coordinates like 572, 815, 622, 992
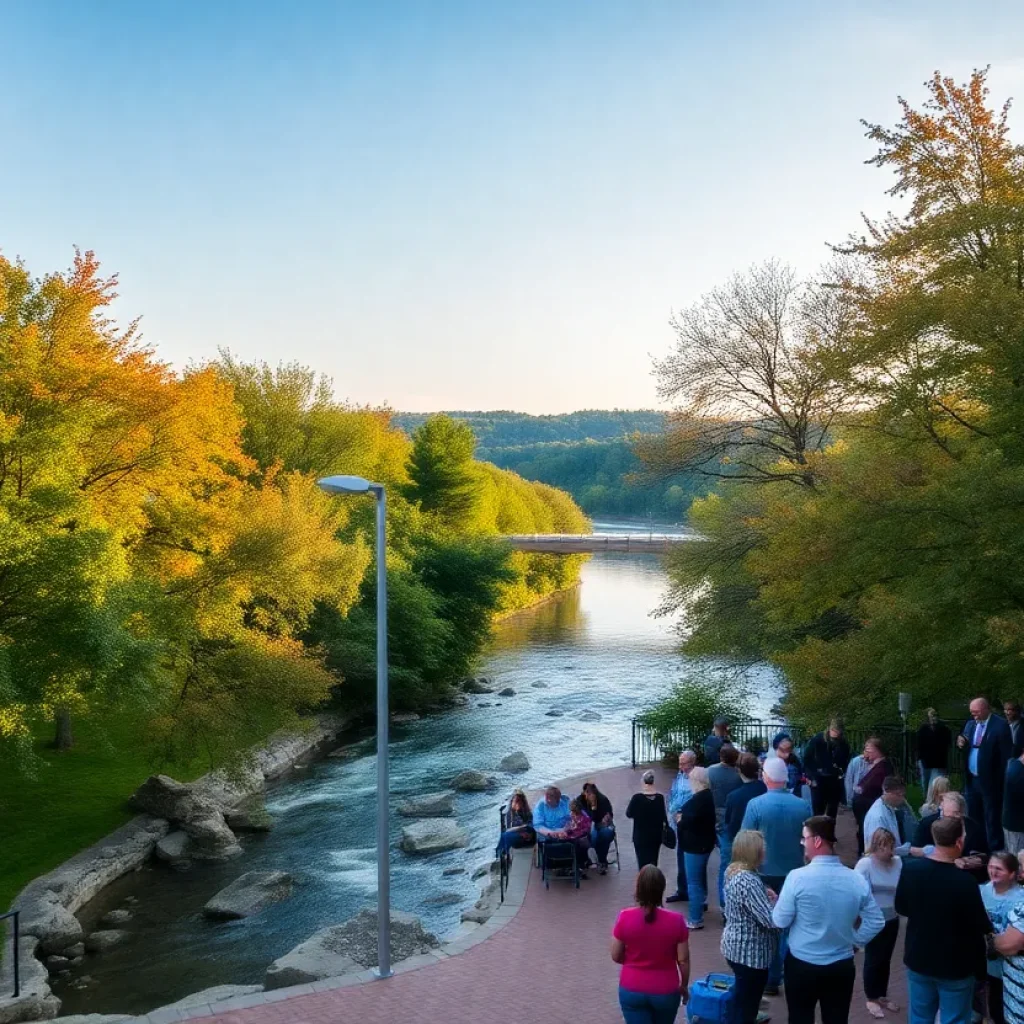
0, 713, 207, 915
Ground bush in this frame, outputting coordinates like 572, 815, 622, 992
637, 678, 751, 755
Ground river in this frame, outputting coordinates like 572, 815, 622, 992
56, 522, 781, 1015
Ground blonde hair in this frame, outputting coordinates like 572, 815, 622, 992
868, 827, 896, 855
726, 830, 765, 878
924, 775, 950, 810
688, 766, 710, 793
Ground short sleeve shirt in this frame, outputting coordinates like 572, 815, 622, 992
613, 906, 688, 995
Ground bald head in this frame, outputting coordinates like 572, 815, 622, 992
678, 751, 696, 773
970, 698, 991, 722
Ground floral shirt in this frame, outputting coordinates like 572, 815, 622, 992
563, 810, 592, 841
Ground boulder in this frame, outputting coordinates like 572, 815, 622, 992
462, 678, 492, 694
531, 681, 548, 689
497, 688, 516, 697
580, 710, 602, 722
131, 775, 241, 860
264, 910, 438, 989
62, 944, 85, 958
399, 819, 469, 855
19, 891, 83, 955
154, 831, 191, 865
471, 861, 495, 881
225, 803, 274, 832
442, 867, 465, 876
203, 871, 292, 920
181, 814, 242, 862
460, 877, 502, 926
97, 910, 132, 928
397, 792, 454, 817
155, 985, 262, 1012
498, 751, 530, 773
451, 770, 494, 792
84, 930, 129, 953
44, 957, 71, 976
544, 709, 564, 717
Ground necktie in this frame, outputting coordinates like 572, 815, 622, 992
974, 721, 986, 748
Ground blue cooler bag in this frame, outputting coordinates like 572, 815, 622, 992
687, 972, 735, 1024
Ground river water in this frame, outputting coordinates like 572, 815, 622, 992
57, 522, 781, 1015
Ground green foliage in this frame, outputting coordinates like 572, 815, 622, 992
636, 679, 752, 750
405, 415, 483, 526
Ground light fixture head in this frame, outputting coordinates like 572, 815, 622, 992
317, 474, 373, 495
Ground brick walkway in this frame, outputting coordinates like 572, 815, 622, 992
179, 765, 908, 1024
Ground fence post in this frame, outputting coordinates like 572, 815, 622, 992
631, 718, 636, 769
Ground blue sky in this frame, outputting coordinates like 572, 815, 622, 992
2, 1, 1023, 413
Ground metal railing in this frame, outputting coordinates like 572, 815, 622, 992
631, 716, 964, 788
2, 910, 20, 998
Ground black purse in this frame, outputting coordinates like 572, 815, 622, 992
661, 802, 677, 849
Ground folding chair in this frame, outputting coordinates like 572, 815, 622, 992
540, 839, 581, 889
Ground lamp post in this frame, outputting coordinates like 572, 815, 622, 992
316, 475, 391, 979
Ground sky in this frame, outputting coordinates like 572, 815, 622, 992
2, 1, 1024, 414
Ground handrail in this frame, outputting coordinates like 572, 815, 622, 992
1, 910, 20, 998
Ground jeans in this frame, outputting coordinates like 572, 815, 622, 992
619, 986, 682, 1024
592, 824, 615, 865
495, 828, 534, 855
684, 851, 710, 924
863, 917, 899, 999
918, 764, 944, 797
674, 832, 688, 897
717, 825, 733, 910
761, 874, 788, 987
728, 960, 769, 1024
906, 969, 975, 1024
784, 953, 856, 1024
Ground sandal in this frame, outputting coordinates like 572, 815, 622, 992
866, 1003, 886, 1020
880, 1000, 900, 1013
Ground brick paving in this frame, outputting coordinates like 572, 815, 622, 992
178, 765, 908, 1024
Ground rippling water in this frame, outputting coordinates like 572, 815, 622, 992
56, 523, 781, 1015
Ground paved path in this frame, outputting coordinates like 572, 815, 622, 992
183, 765, 908, 1024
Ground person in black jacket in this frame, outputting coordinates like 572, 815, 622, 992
804, 718, 851, 818
913, 791, 989, 882
677, 766, 716, 932
916, 708, 952, 795
578, 781, 615, 874
626, 770, 669, 870
1003, 751, 1024, 855
957, 697, 1015, 851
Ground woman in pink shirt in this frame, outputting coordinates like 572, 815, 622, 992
611, 865, 691, 1023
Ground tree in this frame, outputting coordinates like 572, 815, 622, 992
406, 415, 483, 525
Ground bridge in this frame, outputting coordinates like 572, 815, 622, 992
503, 532, 699, 554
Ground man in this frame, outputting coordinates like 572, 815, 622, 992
803, 718, 851, 818
895, 815, 992, 1024
704, 717, 731, 766
1005, 700, 1023, 758
725, 753, 767, 842
708, 744, 742, 910
912, 791, 988, 880
1003, 748, 1024, 855
916, 708, 952, 795
532, 786, 570, 843
957, 697, 1013, 851
772, 815, 884, 1024
742, 756, 810, 995
862, 776, 921, 857
666, 750, 697, 903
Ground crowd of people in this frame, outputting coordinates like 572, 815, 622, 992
602, 699, 1024, 1024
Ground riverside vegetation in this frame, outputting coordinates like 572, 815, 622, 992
0, 260, 587, 911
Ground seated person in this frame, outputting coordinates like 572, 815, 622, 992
496, 788, 536, 855
533, 785, 571, 846
913, 790, 989, 880
579, 780, 615, 874
559, 798, 593, 877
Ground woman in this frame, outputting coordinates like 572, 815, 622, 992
627, 770, 669, 870
496, 788, 535, 856
611, 865, 690, 1024
580, 780, 616, 874
855, 828, 903, 1019
677, 766, 716, 931
853, 737, 894, 854
721, 830, 779, 1024
981, 851, 1021, 1024
772, 733, 805, 798
919, 774, 951, 817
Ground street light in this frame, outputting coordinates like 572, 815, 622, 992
316, 474, 391, 980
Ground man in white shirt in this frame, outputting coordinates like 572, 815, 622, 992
772, 815, 885, 1024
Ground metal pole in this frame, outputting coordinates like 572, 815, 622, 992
371, 485, 392, 979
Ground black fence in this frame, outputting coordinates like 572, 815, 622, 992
2, 910, 20, 997
631, 717, 964, 790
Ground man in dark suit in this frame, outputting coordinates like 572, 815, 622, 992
1004, 700, 1023, 758
957, 697, 1014, 851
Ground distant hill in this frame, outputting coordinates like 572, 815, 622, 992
392, 410, 706, 521
392, 410, 665, 449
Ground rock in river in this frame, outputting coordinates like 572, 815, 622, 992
98, 909, 132, 928
85, 930, 130, 953
451, 770, 494, 791
498, 751, 530, 773
462, 678, 492, 694
203, 870, 293, 920
155, 830, 191, 866
265, 910, 439, 989
580, 710, 602, 722
397, 791, 454, 817
545, 709, 564, 717
399, 819, 469, 855
497, 687, 516, 697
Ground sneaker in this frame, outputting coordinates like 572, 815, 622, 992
685, 919, 705, 930
598, 863, 608, 875
666, 892, 687, 903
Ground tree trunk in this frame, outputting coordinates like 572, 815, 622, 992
53, 707, 74, 750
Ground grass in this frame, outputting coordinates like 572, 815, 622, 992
0, 713, 208, 915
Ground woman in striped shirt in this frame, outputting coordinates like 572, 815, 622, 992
721, 830, 780, 1024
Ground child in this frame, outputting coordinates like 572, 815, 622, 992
560, 798, 593, 876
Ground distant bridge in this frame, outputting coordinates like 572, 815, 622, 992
504, 533, 699, 554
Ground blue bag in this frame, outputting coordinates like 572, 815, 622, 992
687, 972, 735, 1024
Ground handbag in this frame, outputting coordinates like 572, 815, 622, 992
661, 806, 677, 849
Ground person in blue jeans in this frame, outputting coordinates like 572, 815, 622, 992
677, 766, 716, 930
579, 780, 616, 874
667, 750, 697, 903
741, 756, 810, 994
